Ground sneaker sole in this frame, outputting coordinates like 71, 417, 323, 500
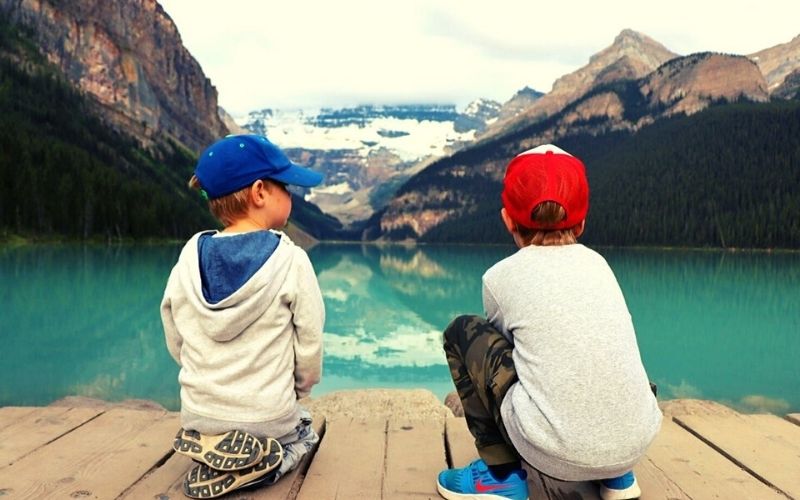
436, 480, 529, 500
173, 428, 265, 471
183, 438, 283, 499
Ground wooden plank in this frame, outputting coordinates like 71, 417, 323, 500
646, 418, 784, 499
0, 407, 38, 431
632, 456, 692, 500
787, 414, 800, 426
0, 408, 177, 499
675, 412, 800, 498
384, 417, 446, 499
0, 407, 104, 468
444, 416, 476, 468
297, 418, 386, 500
116, 450, 194, 499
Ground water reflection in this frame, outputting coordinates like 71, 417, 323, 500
0, 244, 182, 410
604, 248, 800, 413
1, 243, 798, 412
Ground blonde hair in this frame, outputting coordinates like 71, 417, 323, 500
189, 175, 250, 227
517, 201, 580, 246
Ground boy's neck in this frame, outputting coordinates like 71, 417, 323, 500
223, 217, 272, 234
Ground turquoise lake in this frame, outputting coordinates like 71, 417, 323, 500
1, 243, 798, 414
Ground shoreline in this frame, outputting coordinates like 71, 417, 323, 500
2, 235, 798, 253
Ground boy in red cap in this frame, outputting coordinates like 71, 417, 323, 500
161, 134, 325, 498
436, 144, 661, 500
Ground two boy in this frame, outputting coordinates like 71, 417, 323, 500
162, 135, 660, 500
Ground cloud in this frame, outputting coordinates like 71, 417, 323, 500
159, 0, 800, 113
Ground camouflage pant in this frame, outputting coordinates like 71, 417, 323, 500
443, 314, 521, 465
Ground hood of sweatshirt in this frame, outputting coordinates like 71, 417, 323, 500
172, 230, 293, 342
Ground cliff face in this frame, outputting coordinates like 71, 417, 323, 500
0, 0, 227, 152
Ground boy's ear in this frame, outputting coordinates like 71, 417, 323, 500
573, 219, 586, 238
250, 180, 268, 207
500, 208, 517, 234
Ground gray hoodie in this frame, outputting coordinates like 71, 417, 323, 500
161, 230, 324, 437
484, 244, 662, 480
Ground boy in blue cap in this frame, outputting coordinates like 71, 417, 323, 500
161, 134, 326, 498
436, 144, 661, 500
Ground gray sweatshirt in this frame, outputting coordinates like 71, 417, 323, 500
161, 230, 324, 438
484, 244, 662, 480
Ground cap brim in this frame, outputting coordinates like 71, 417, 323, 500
269, 163, 323, 188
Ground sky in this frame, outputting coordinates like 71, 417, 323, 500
158, 0, 800, 116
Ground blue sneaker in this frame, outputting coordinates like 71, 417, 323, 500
436, 459, 528, 500
599, 471, 641, 500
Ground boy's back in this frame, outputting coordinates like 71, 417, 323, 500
436, 144, 660, 500
161, 134, 326, 498
484, 243, 661, 481
162, 229, 323, 435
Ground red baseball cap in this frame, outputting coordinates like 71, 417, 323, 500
501, 144, 589, 230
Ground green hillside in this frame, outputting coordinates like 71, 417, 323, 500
0, 21, 342, 242
0, 21, 215, 241
410, 100, 800, 249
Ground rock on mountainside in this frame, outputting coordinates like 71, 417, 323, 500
773, 68, 800, 99
749, 34, 800, 94
640, 53, 768, 115
479, 29, 677, 140
0, 0, 227, 152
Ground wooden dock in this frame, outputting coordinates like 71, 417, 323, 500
0, 400, 798, 499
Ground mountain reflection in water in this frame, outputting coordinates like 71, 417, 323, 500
1, 243, 797, 414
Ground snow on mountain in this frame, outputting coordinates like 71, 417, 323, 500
236, 103, 500, 225
241, 105, 483, 161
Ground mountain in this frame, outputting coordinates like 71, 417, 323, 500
749, 34, 800, 93
370, 43, 772, 242
639, 53, 767, 116
479, 29, 677, 140
0, 0, 227, 152
0, 3, 330, 242
774, 68, 800, 99
0, 17, 217, 240
495, 86, 544, 123
368, 100, 800, 248
241, 103, 501, 226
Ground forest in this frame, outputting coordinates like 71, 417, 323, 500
0, 21, 215, 241
412, 100, 800, 249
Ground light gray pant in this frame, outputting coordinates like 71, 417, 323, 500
262, 409, 319, 485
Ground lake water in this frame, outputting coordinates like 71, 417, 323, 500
1, 243, 798, 414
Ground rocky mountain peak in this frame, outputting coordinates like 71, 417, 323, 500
0, 0, 228, 152
480, 30, 677, 139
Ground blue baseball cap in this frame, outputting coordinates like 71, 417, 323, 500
194, 134, 323, 199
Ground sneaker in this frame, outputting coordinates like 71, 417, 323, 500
436, 459, 528, 500
183, 438, 283, 498
599, 471, 641, 500
172, 428, 266, 471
